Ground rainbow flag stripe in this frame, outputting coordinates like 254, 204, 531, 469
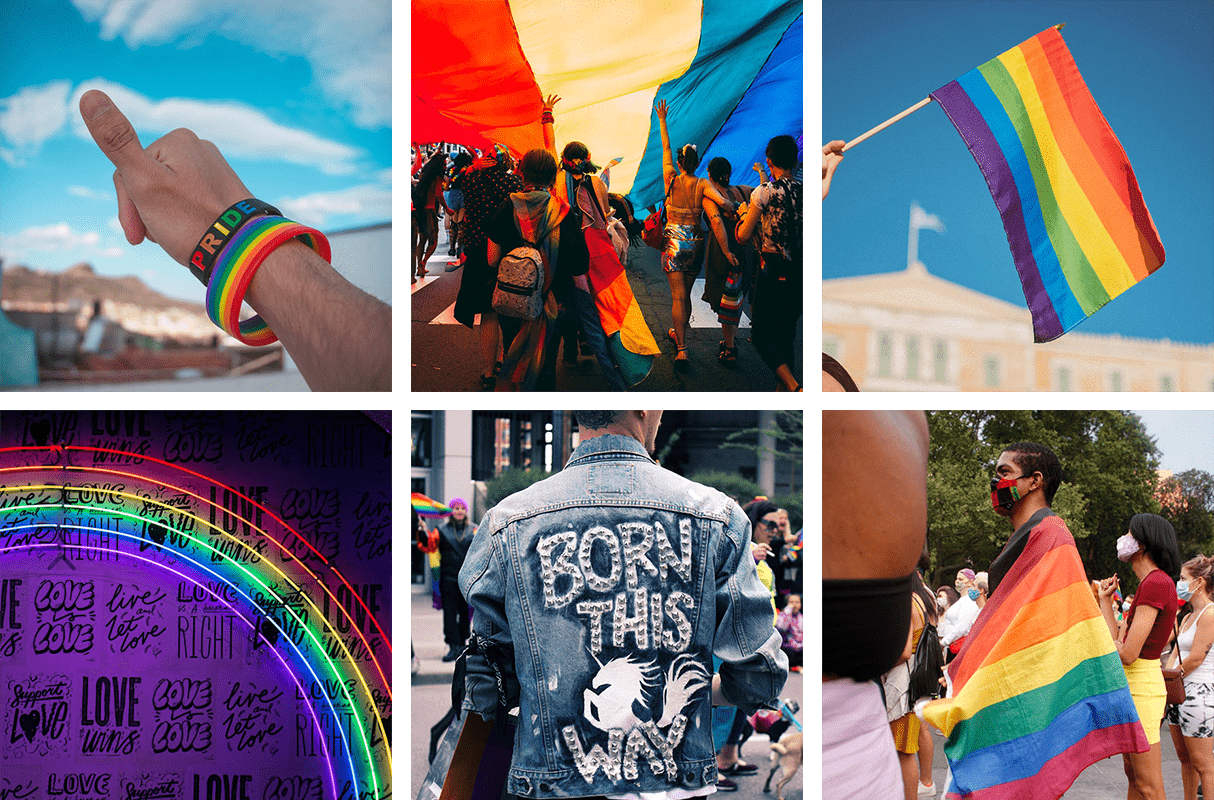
412, 491, 452, 517
923, 515, 1148, 799
584, 227, 659, 386
929, 27, 1164, 343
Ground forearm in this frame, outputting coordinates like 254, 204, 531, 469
707, 211, 730, 255
658, 116, 674, 173
246, 241, 391, 391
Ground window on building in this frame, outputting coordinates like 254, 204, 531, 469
411, 413, 432, 468
906, 336, 920, 380
933, 340, 947, 383
1110, 372, 1123, 392
1161, 375, 1175, 392
878, 333, 893, 377
983, 357, 1000, 388
1057, 367, 1071, 392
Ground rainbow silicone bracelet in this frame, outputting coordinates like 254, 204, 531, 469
189, 198, 281, 285
206, 215, 331, 346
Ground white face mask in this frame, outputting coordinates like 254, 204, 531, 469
1116, 533, 1140, 562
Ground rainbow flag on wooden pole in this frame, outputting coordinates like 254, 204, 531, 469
845, 25, 1165, 343
921, 514, 1149, 799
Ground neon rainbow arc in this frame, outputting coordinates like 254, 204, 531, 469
0, 445, 391, 800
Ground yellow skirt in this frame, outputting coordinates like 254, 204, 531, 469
891, 711, 921, 753
1125, 657, 1166, 746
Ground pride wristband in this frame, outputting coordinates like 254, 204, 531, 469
206, 215, 331, 346
188, 198, 281, 286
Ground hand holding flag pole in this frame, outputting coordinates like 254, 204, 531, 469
841, 23, 1066, 153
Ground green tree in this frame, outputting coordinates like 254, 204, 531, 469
1160, 469, 1214, 560
924, 411, 1158, 592
719, 410, 803, 493
483, 469, 553, 509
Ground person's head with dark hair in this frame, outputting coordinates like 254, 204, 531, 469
823, 353, 860, 392
1127, 513, 1182, 581
572, 411, 663, 457
573, 410, 625, 429
519, 148, 558, 189
918, 542, 931, 574
747, 500, 780, 545
677, 143, 700, 173
765, 134, 798, 171
413, 151, 447, 200
608, 194, 643, 242
999, 441, 1063, 504
936, 585, 960, 613
561, 141, 599, 175
707, 156, 732, 186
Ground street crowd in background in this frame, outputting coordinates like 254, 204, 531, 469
412, 94, 802, 391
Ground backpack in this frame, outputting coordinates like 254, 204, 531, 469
908, 593, 944, 704
492, 245, 545, 319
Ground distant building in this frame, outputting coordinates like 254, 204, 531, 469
824, 262, 1214, 392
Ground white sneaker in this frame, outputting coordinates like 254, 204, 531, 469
917, 782, 937, 797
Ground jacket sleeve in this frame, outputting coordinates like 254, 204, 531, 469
713, 502, 789, 714
458, 511, 518, 720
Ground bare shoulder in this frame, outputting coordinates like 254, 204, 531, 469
823, 412, 929, 581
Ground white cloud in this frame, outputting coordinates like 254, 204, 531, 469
71, 0, 391, 129
2, 223, 100, 253
275, 184, 391, 228
68, 185, 111, 200
0, 81, 72, 162
101, 246, 125, 258
68, 79, 363, 176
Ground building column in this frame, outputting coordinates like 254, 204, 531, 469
758, 410, 776, 497
442, 410, 473, 508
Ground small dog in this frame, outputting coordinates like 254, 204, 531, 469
763, 730, 803, 800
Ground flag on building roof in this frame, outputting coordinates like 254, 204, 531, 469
929, 26, 1164, 343
922, 514, 1149, 799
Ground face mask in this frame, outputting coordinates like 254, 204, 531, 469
937, 597, 946, 610
968, 588, 980, 602
1122, 600, 1132, 612
1116, 533, 1140, 562
990, 475, 1028, 510
1178, 581, 1194, 602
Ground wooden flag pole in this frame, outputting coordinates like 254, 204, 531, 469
840, 23, 1066, 153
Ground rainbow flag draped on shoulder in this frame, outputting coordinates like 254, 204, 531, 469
922, 514, 1148, 799
929, 27, 1165, 343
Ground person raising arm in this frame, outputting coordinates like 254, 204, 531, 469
78, 89, 391, 391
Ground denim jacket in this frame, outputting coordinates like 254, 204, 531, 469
459, 434, 788, 797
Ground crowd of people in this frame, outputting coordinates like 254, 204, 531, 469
825, 411, 1208, 800
411, 95, 802, 391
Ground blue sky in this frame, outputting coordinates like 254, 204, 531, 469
0, 0, 390, 303
1134, 411, 1214, 476
823, 0, 1214, 344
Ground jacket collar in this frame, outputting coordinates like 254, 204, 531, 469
565, 433, 655, 467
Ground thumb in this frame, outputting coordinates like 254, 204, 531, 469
79, 90, 151, 176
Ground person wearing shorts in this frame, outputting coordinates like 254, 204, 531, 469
1167, 555, 1214, 798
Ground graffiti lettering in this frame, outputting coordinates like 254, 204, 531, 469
153, 679, 211, 711
33, 620, 94, 655
176, 616, 236, 660
0, 780, 37, 800
263, 777, 321, 800
35, 580, 95, 613
48, 773, 113, 795
1, 578, 21, 629
91, 411, 150, 438
191, 776, 251, 800
163, 431, 223, 464
106, 584, 166, 654
80, 676, 141, 727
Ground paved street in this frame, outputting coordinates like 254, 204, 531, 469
411, 224, 802, 391
411, 584, 803, 800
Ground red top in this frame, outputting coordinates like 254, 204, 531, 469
1125, 568, 1179, 661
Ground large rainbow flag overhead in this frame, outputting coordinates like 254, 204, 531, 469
412, 0, 802, 211
922, 514, 1148, 799
930, 27, 1165, 343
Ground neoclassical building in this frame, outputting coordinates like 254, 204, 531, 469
824, 263, 1214, 392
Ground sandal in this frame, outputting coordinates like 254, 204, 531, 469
718, 345, 737, 367
667, 327, 679, 347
